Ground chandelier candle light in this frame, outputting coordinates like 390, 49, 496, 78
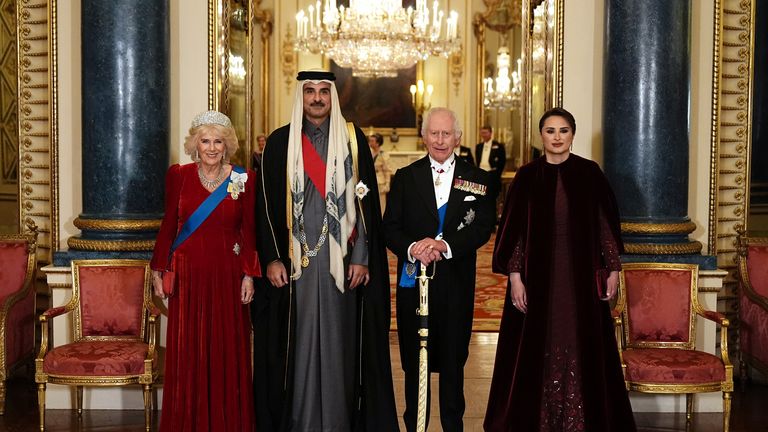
410, 79, 433, 134
295, 0, 460, 78
483, 46, 522, 111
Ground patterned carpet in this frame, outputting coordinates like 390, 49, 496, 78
387, 234, 507, 331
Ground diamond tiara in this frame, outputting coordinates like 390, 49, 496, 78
191, 110, 232, 129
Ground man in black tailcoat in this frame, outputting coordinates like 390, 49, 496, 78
383, 107, 498, 432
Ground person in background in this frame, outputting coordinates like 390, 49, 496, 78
456, 144, 475, 166
151, 110, 258, 431
251, 133, 267, 173
368, 132, 392, 212
484, 107, 636, 431
475, 125, 506, 185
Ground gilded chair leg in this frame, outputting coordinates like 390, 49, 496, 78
723, 391, 732, 432
76, 386, 83, 416
143, 384, 151, 432
0, 379, 6, 415
685, 393, 693, 424
37, 383, 46, 431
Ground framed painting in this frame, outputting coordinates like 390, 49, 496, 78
325, 59, 422, 136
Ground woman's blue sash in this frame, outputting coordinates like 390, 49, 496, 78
170, 165, 246, 253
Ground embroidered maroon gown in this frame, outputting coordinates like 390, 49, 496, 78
151, 163, 260, 431
484, 155, 636, 431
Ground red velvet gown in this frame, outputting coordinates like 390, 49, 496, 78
151, 163, 260, 431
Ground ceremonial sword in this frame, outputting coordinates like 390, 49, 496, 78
416, 262, 435, 432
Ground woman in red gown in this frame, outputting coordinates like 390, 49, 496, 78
484, 108, 636, 431
151, 111, 259, 431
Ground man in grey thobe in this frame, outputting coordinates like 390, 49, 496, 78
253, 70, 398, 432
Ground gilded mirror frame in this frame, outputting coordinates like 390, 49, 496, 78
710, 0, 758, 316
209, 0, 273, 167
474, 0, 563, 169
14, 0, 58, 265
521, 0, 563, 165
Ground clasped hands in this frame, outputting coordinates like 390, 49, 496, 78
410, 237, 447, 266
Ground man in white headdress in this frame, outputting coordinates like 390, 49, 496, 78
253, 70, 398, 432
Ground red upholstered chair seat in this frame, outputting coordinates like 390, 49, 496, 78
43, 341, 149, 376
623, 348, 726, 384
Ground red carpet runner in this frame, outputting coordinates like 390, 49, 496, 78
387, 234, 506, 331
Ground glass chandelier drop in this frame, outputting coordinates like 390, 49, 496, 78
483, 46, 521, 111
294, 0, 461, 78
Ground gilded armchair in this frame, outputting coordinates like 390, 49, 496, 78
614, 263, 733, 431
35, 259, 160, 431
0, 225, 38, 415
736, 233, 768, 382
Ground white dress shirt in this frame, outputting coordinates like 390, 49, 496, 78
479, 140, 493, 171
407, 155, 455, 262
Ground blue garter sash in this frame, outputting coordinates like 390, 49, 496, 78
400, 202, 447, 288
170, 165, 246, 253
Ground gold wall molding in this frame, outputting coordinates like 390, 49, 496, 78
621, 221, 697, 234
1, 2, 19, 208
72, 218, 162, 231
449, 44, 464, 97
623, 242, 703, 255
254, 0, 273, 133
710, 0, 754, 338
17, 0, 58, 268
66, 238, 155, 252
281, 25, 297, 95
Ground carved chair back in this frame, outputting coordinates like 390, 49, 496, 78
70, 259, 151, 342
618, 263, 699, 350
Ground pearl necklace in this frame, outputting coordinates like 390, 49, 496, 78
198, 164, 225, 189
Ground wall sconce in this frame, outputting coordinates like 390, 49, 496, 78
409, 79, 433, 137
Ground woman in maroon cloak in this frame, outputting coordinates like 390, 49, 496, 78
484, 108, 636, 431
151, 111, 259, 431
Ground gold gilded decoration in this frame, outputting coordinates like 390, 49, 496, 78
281, 25, 297, 95
1, 2, 19, 209
254, 1, 273, 133
735, 234, 768, 311
623, 241, 703, 255
620, 221, 697, 235
453, 178, 487, 196
72, 218, 162, 231
711, 0, 755, 356
16, 0, 57, 266
449, 44, 464, 96
66, 238, 155, 252
301, 255, 309, 268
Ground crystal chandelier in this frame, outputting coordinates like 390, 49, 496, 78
483, 46, 521, 110
294, 0, 460, 78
